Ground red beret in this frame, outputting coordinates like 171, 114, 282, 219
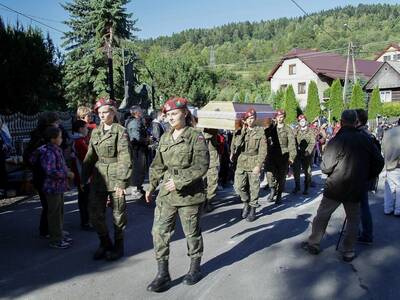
162, 97, 188, 113
243, 108, 257, 120
275, 109, 286, 117
94, 98, 117, 113
298, 114, 307, 121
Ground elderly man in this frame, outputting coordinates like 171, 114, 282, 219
302, 110, 384, 262
125, 105, 148, 198
383, 118, 400, 216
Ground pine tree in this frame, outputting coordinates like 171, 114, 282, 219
368, 86, 382, 119
305, 80, 321, 122
62, 0, 137, 107
349, 81, 366, 109
283, 85, 298, 124
329, 79, 345, 122
273, 88, 285, 109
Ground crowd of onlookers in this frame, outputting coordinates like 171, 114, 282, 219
0, 106, 399, 253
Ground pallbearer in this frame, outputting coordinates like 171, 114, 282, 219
231, 108, 267, 222
292, 115, 316, 195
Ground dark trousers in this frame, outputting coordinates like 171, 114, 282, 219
38, 190, 48, 236
267, 153, 289, 194
78, 184, 90, 226
360, 189, 373, 241
46, 193, 64, 243
308, 196, 360, 253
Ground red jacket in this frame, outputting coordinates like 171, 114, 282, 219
71, 134, 88, 186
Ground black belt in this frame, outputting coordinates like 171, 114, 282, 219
98, 157, 118, 164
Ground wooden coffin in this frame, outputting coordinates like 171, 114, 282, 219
196, 101, 275, 130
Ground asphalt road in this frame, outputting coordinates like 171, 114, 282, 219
0, 170, 399, 300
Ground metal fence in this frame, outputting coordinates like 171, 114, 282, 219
1, 112, 73, 155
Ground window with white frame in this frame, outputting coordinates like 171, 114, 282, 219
298, 82, 306, 94
280, 84, 288, 90
380, 90, 392, 102
383, 55, 391, 62
289, 64, 296, 75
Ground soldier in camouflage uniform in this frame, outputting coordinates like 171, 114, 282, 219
292, 115, 316, 195
203, 128, 220, 212
265, 109, 296, 204
81, 98, 132, 261
231, 108, 267, 222
145, 97, 209, 292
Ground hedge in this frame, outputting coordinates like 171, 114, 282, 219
381, 102, 400, 117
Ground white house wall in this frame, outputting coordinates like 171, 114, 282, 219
270, 58, 329, 109
376, 47, 400, 62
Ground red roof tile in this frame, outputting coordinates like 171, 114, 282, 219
267, 49, 382, 81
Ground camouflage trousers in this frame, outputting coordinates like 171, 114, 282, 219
205, 166, 219, 202
234, 169, 260, 207
89, 191, 127, 241
152, 201, 203, 261
293, 155, 313, 190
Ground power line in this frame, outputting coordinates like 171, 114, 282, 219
0, 2, 64, 34
202, 38, 395, 69
289, 0, 337, 41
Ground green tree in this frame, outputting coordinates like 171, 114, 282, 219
144, 48, 218, 107
305, 81, 321, 122
283, 85, 298, 124
349, 81, 366, 109
272, 88, 285, 109
329, 79, 344, 122
0, 19, 64, 113
62, 0, 137, 107
368, 87, 382, 119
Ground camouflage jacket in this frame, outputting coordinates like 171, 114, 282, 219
149, 126, 210, 206
203, 131, 220, 169
277, 124, 297, 162
81, 123, 133, 192
294, 127, 316, 157
233, 126, 267, 172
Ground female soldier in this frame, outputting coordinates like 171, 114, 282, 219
81, 98, 132, 261
145, 97, 209, 292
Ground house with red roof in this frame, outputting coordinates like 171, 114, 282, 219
267, 48, 382, 108
375, 43, 400, 62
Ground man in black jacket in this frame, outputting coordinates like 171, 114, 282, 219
302, 110, 384, 262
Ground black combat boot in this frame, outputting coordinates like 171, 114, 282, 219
147, 260, 171, 292
241, 203, 250, 219
106, 239, 124, 261
246, 206, 256, 222
93, 235, 113, 260
182, 257, 202, 285
267, 188, 276, 202
275, 192, 282, 204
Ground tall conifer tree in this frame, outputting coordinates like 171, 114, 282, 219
284, 85, 298, 124
368, 86, 382, 119
62, 0, 137, 107
349, 81, 366, 109
305, 80, 321, 122
329, 79, 344, 122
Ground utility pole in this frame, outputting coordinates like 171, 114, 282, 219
104, 25, 114, 99
342, 24, 357, 103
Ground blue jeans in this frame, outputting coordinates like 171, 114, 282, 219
359, 189, 373, 241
